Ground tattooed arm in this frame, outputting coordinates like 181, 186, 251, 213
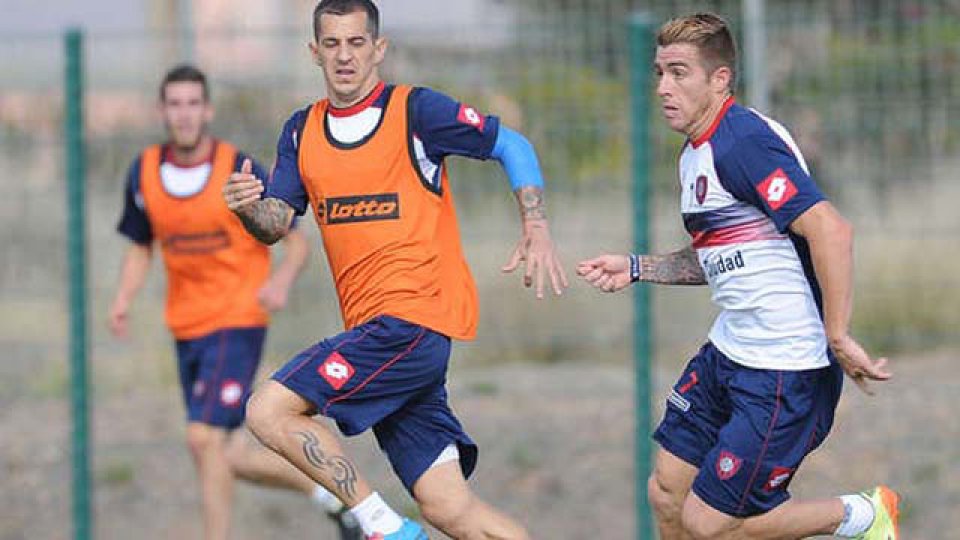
577, 245, 706, 293
637, 246, 707, 285
224, 158, 295, 245
501, 186, 569, 298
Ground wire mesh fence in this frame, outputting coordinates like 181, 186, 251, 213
2, 1, 958, 538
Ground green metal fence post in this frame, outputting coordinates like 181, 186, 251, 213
629, 13, 655, 540
64, 27, 92, 540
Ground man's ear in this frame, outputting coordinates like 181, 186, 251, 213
711, 65, 733, 94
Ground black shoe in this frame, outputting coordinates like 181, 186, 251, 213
328, 508, 364, 540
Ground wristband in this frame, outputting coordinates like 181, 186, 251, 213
629, 253, 641, 283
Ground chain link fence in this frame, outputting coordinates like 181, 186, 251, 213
2, 1, 958, 538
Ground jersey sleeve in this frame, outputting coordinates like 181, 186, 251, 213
410, 87, 501, 163
715, 133, 826, 232
116, 157, 153, 245
264, 108, 311, 216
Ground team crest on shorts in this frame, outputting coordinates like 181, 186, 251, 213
319, 351, 355, 391
220, 380, 243, 408
716, 450, 742, 480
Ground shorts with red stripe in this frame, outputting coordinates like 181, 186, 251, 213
175, 326, 266, 430
653, 341, 843, 517
271, 315, 477, 492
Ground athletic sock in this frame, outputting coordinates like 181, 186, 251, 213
834, 494, 876, 537
311, 484, 344, 514
350, 491, 404, 536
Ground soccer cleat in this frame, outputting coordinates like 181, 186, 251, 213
856, 485, 901, 540
328, 507, 364, 540
365, 518, 429, 540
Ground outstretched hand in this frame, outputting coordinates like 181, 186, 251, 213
502, 223, 568, 298
830, 334, 892, 395
223, 158, 264, 213
577, 254, 633, 293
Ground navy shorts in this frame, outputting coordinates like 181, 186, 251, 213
653, 342, 843, 517
272, 315, 477, 492
175, 327, 266, 430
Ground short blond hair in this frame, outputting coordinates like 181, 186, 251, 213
657, 12, 737, 91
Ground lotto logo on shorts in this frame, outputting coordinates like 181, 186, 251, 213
763, 466, 795, 492
756, 168, 798, 211
319, 351, 355, 391
715, 450, 742, 480
457, 104, 486, 131
220, 380, 244, 408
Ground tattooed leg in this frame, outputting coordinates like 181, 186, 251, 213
295, 431, 361, 500
245, 382, 372, 507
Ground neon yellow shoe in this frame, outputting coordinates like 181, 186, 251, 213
856, 485, 901, 540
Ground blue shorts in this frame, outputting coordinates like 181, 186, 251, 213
272, 315, 477, 493
175, 327, 266, 430
653, 342, 843, 517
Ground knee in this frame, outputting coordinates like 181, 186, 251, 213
244, 387, 282, 449
680, 504, 727, 540
648, 473, 684, 522
185, 424, 224, 461
418, 489, 472, 535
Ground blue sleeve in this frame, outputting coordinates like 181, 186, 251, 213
116, 157, 153, 245
263, 109, 311, 216
715, 133, 825, 232
491, 126, 545, 190
411, 87, 501, 163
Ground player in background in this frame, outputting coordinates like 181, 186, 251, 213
577, 12, 899, 540
108, 64, 361, 540
223, 1, 567, 538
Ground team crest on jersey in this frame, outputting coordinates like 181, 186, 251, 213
695, 175, 709, 205
219, 380, 244, 408
757, 168, 798, 211
715, 450, 742, 480
763, 466, 795, 492
319, 351, 355, 391
457, 104, 486, 131
322, 193, 400, 225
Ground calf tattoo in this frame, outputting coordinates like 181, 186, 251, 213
296, 430, 360, 498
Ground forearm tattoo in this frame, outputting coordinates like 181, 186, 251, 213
296, 431, 359, 499
640, 246, 707, 285
237, 198, 292, 245
515, 187, 547, 221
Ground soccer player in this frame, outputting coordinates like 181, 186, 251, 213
222, 1, 567, 538
577, 12, 899, 540
109, 64, 361, 540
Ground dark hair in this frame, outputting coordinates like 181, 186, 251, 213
159, 64, 210, 102
313, 0, 380, 40
657, 12, 738, 92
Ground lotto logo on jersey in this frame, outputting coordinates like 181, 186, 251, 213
757, 168, 798, 211
323, 193, 400, 225
319, 351, 355, 391
220, 380, 244, 408
457, 104, 486, 131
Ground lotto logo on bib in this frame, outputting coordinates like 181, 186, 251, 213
319, 351, 355, 391
757, 168, 798, 211
457, 104, 486, 131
